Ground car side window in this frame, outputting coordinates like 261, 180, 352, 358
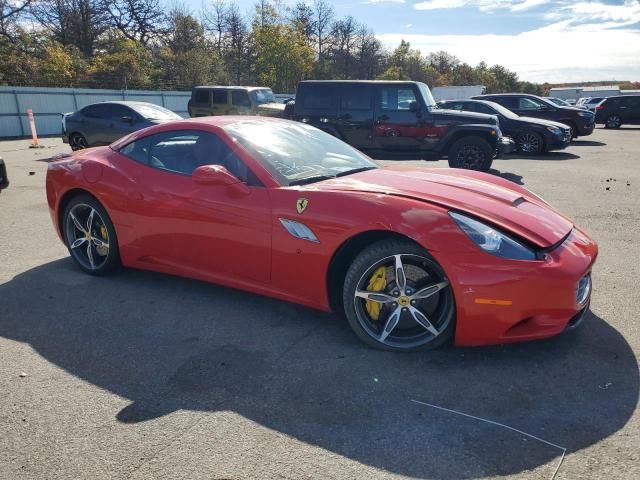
340, 87, 371, 110
493, 97, 517, 109
109, 105, 135, 122
301, 86, 333, 109
212, 90, 228, 105
470, 103, 493, 114
193, 90, 209, 104
381, 87, 417, 111
232, 91, 251, 107
445, 102, 465, 111
518, 97, 543, 110
82, 104, 110, 118
119, 131, 260, 185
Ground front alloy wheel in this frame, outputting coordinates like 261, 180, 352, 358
69, 133, 88, 151
343, 240, 455, 351
63, 195, 120, 275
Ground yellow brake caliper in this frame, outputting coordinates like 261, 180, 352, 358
365, 266, 387, 321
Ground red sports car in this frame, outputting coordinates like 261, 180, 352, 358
46, 117, 597, 351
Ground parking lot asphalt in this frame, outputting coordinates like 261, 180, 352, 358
1, 128, 639, 480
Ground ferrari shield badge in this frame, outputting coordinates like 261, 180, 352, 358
296, 198, 309, 214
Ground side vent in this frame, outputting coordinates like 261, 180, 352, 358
279, 218, 319, 243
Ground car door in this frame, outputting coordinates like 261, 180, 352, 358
622, 97, 640, 123
80, 104, 112, 145
231, 90, 252, 115
103, 104, 141, 143
373, 84, 426, 151
336, 85, 375, 150
116, 129, 272, 283
211, 89, 230, 115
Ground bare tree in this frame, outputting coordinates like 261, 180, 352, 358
330, 15, 358, 79
202, 0, 228, 55
101, 0, 165, 46
225, 2, 249, 84
31, 0, 110, 56
311, 0, 332, 76
1, 0, 31, 38
289, 1, 313, 47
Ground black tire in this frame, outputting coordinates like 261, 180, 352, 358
565, 122, 577, 140
516, 130, 544, 155
342, 239, 455, 352
447, 136, 493, 171
62, 194, 120, 275
69, 132, 88, 151
605, 114, 622, 129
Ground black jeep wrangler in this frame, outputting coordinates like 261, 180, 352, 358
291, 80, 513, 171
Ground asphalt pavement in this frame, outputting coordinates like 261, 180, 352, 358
1, 128, 638, 479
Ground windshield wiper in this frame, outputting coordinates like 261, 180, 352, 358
334, 166, 377, 178
288, 174, 336, 186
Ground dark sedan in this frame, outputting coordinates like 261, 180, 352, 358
62, 101, 183, 150
438, 99, 571, 155
472, 93, 595, 139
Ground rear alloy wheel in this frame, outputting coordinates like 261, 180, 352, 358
63, 195, 120, 275
69, 133, 88, 151
605, 115, 622, 129
516, 130, 543, 155
343, 240, 455, 352
447, 136, 493, 171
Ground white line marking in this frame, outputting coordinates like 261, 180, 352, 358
410, 399, 567, 480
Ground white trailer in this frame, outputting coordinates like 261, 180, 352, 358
431, 85, 486, 101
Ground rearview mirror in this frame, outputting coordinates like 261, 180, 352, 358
192, 165, 249, 194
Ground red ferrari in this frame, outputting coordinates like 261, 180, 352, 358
46, 117, 597, 351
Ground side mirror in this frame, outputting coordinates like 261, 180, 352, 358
122, 115, 134, 124
538, 104, 549, 111
409, 101, 419, 112
192, 165, 249, 194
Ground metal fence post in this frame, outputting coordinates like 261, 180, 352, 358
13, 89, 25, 136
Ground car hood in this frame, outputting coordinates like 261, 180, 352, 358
311, 168, 573, 247
519, 116, 570, 129
257, 103, 286, 116
432, 108, 497, 125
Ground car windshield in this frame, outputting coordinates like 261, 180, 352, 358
417, 82, 436, 108
250, 89, 276, 105
482, 101, 519, 119
224, 120, 378, 186
549, 97, 569, 106
133, 104, 182, 121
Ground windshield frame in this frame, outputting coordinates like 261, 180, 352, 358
223, 120, 378, 187
481, 100, 519, 119
417, 82, 436, 109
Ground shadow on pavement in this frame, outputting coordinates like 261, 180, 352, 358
1, 260, 638, 479
504, 152, 581, 161
571, 140, 607, 147
489, 168, 524, 185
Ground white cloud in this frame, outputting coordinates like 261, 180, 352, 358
405, 23, 414, 28
413, 0, 550, 12
398, 1, 640, 82
362, 0, 405, 4
377, 21, 640, 82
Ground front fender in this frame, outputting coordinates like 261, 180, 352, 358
438, 124, 500, 153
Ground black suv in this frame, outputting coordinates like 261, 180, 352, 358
473, 93, 595, 139
438, 99, 571, 155
292, 80, 513, 171
595, 95, 640, 129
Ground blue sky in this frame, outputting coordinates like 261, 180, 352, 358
187, 1, 640, 83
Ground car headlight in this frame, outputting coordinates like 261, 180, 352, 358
450, 212, 537, 260
576, 111, 593, 117
546, 126, 561, 135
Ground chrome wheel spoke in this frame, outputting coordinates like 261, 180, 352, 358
86, 208, 95, 233
355, 290, 396, 303
86, 242, 95, 268
70, 237, 87, 249
413, 280, 449, 300
408, 306, 439, 336
379, 307, 402, 342
394, 255, 407, 293
70, 211, 87, 234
